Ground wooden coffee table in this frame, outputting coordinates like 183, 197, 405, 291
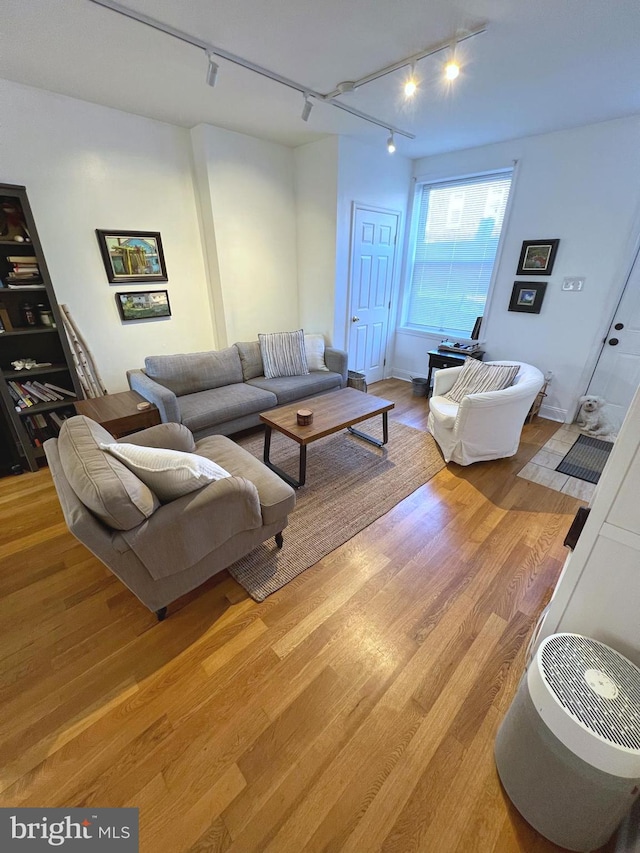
259, 387, 394, 488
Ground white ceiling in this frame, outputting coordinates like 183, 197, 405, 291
2, 0, 640, 158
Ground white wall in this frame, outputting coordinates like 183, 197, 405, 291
0, 79, 214, 393
393, 116, 640, 420
191, 124, 299, 346
294, 137, 339, 341
335, 137, 412, 352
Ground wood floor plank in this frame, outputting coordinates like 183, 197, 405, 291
0, 381, 586, 852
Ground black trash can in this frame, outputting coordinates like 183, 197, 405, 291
411, 377, 428, 397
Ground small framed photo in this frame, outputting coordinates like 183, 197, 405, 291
516, 239, 559, 276
116, 290, 171, 322
97, 230, 167, 283
509, 281, 547, 314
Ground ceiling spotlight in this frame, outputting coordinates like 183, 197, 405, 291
301, 94, 313, 122
387, 132, 396, 154
206, 52, 219, 87
444, 60, 460, 81
404, 63, 417, 97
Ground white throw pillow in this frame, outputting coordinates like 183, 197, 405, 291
304, 334, 329, 371
444, 359, 520, 403
259, 329, 309, 379
100, 442, 231, 503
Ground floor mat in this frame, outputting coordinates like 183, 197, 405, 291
556, 433, 613, 484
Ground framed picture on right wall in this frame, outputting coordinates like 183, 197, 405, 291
516, 239, 559, 275
509, 281, 547, 314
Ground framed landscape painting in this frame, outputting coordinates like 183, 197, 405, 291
97, 229, 168, 283
116, 290, 171, 322
508, 281, 547, 314
516, 239, 559, 276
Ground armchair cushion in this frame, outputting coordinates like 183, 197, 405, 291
259, 330, 309, 379
121, 474, 263, 580
58, 415, 159, 530
101, 442, 231, 503
445, 358, 520, 403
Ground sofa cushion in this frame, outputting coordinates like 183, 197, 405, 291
195, 435, 296, 525
247, 372, 342, 405
179, 383, 277, 433
145, 347, 243, 396
101, 442, 231, 503
445, 358, 520, 403
259, 330, 309, 379
235, 340, 264, 381
304, 334, 330, 371
58, 415, 159, 530
428, 396, 459, 429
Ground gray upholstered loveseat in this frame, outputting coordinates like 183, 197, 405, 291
127, 340, 348, 440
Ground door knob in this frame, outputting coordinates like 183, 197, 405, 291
351, 316, 360, 322
608, 338, 619, 346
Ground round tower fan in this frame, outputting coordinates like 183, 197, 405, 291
495, 633, 640, 852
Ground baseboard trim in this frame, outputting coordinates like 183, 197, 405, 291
389, 370, 415, 382
539, 404, 567, 423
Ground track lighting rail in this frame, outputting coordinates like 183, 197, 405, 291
88, 0, 486, 143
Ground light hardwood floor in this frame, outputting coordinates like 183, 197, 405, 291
0, 380, 595, 851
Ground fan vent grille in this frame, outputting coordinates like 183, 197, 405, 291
540, 635, 640, 750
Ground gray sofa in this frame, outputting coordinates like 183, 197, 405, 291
127, 340, 348, 440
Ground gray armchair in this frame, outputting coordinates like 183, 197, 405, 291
44, 416, 296, 619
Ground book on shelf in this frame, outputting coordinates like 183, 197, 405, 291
8, 380, 35, 407
44, 382, 76, 397
21, 382, 52, 403
32, 380, 63, 400
6, 273, 41, 280
6, 256, 38, 264
0, 303, 13, 331
7, 383, 28, 410
49, 410, 69, 430
10, 262, 38, 270
6, 283, 44, 289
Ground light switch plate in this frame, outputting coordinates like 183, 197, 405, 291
562, 277, 585, 291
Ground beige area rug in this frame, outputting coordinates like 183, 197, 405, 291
228, 420, 445, 601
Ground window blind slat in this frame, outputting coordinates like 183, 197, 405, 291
406, 172, 513, 337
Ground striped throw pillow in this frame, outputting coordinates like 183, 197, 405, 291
444, 359, 520, 403
259, 330, 309, 379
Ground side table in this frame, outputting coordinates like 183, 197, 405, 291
74, 390, 161, 438
426, 349, 485, 397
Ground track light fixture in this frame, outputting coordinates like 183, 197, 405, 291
444, 60, 460, 81
88, 1, 487, 141
444, 38, 460, 81
404, 63, 417, 98
301, 94, 313, 122
206, 52, 219, 87
387, 132, 396, 154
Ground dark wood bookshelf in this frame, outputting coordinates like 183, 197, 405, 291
0, 183, 83, 471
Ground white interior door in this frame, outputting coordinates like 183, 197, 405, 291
348, 206, 399, 385
587, 244, 640, 429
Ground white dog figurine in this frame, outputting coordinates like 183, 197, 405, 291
576, 395, 614, 437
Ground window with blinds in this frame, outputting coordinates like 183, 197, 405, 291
404, 170, 513, 338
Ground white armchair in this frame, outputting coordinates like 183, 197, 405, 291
427, 361, 544, 466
